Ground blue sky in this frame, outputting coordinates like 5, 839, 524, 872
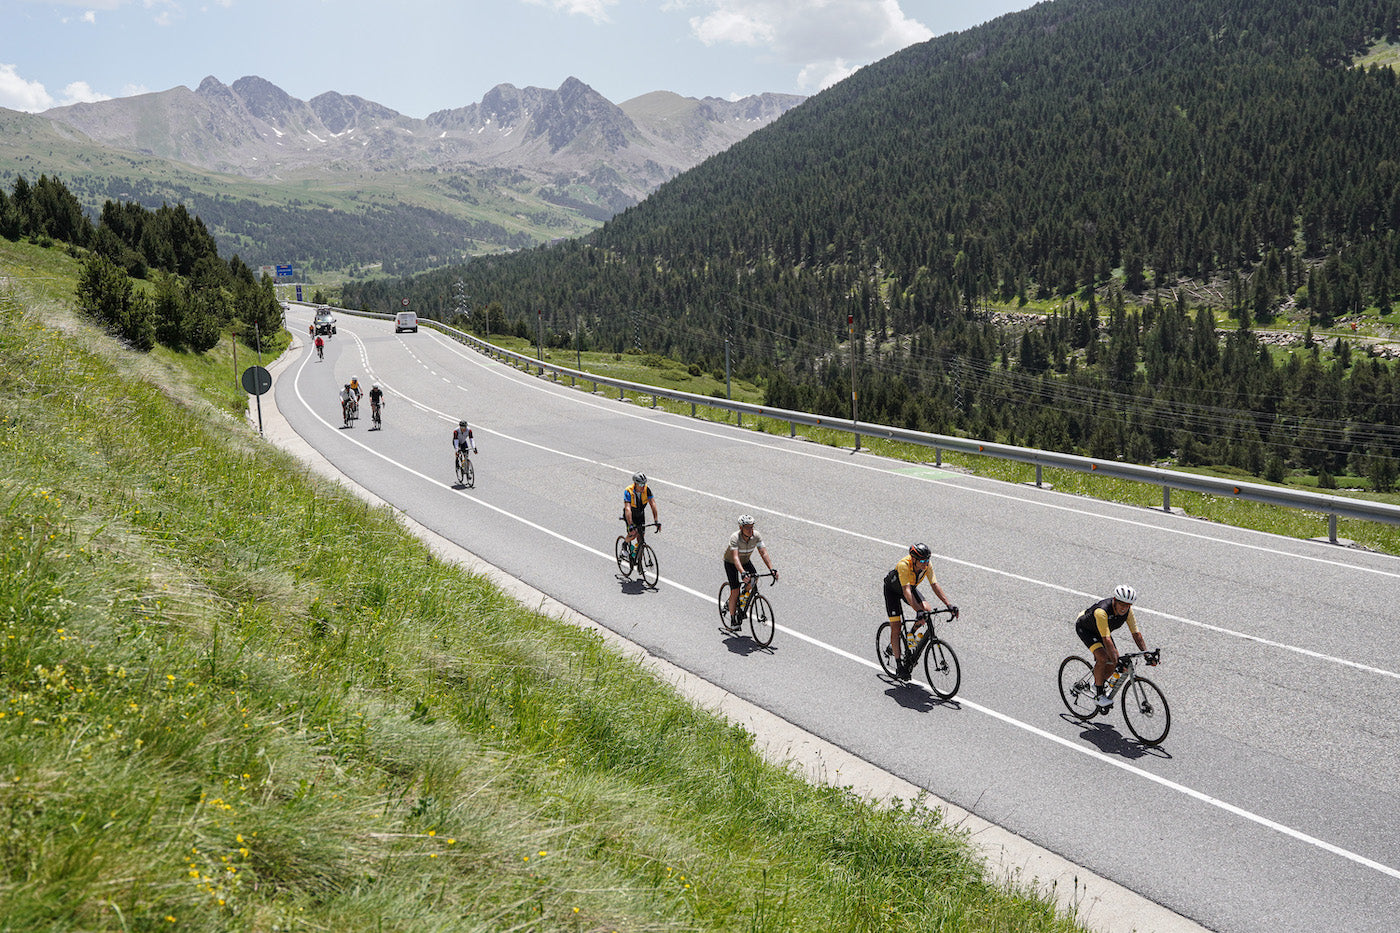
2, 0, 1038, 116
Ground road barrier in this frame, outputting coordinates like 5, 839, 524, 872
334, 307, 1400, 542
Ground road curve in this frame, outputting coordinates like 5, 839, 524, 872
269, 310, 1400, 933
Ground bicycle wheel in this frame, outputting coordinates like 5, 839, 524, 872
455, 455, 466, 485
639, 544, 659, 587
923, 638, 961, 699
615, 537, 632, 575
717, 583, 732, 626
875, 622, 900, 678
748, 594, 775, 647
464, 459, 475, 488
1058, 656, 1098, 721
1121, 676, 1171, 747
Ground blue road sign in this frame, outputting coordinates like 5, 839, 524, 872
276, 264, 294, 278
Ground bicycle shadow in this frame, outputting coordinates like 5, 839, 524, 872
1057, 713, 1171, 760
718, 626, 773, 656
878, 676, 963, 713
615, 575, 655, 594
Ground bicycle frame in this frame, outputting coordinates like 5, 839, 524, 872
734, 571, 776, 617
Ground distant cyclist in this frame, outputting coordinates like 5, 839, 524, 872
368, 384, 385, 423
339, 383, 356, 424
622, 472, 659, 550
883, 543, 957, 670
314, 334, 324, 359
1074, 585, 1155, 707
348, 377, 362, 402
723, 514, 778, 628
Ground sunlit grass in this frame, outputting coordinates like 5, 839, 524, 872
0, 255, 1089, 930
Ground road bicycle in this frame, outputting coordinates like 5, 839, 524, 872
370, 398, 383, 430
876, 607, 961, 698
717, 570, 777, 646
615, 519, 660, 587
316, 343, 324, 360
1058, 649, 1169, 747
341, 398, 354, 427
454, 447, 476, 487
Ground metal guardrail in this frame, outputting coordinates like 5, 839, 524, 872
334, 307, 1400, 543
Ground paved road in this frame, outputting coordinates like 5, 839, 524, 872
280, 311, 1400, 933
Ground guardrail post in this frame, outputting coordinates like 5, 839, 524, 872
651, 394, 657, 409
1035, 463, 1043, 487
619, 386, 625, 401
790, 421, 796, 438
1163, 486, 1171, 512
738, 412, 743, 428
691, 402, 696, 417
1329, 513, 1339, 544
935, 447, 942, 467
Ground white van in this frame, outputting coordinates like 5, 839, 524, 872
395, 311, 418, 333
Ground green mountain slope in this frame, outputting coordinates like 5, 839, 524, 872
341, 0, 1400, 490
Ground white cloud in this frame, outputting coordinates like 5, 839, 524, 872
688, 0, 933, 90
521, 0, 617, 24
0, 63, 56, 111
0, 65, 113, 111
59, 81, 111, 104
82, 11, 96, 22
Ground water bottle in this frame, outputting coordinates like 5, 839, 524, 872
1105, 670, 1122, 695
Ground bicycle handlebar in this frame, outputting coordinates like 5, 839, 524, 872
908, 606, 957, 621
619, 519, 661, 530
1116, 648, 1161, 669
742, 570, 777, 585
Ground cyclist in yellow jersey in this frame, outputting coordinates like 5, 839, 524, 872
621, 472, 659, 549
882, 543, 957, 667
1074, 584, 1155, 707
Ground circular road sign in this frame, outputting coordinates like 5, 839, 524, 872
401, 298, 410, 307
241, 365, 272, 396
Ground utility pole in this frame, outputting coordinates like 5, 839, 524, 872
849, 312, 859, 450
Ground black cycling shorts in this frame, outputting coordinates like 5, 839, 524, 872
627, 506, 647, 528
884, 580, 923, 620
725, 558, 757, 589
1075, 620, 1107, 651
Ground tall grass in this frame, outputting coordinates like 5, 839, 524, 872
1, 252, 1087, 930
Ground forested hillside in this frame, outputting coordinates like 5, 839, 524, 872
343, 0, 1400, 491
1, 173, 283, 352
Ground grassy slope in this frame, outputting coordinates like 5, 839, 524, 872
0, 239, 1085, 931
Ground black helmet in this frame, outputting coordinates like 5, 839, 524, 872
909, 542, 931, 562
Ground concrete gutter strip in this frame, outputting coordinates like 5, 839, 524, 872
253, 334, 1210, 933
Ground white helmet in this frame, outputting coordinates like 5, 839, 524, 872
1113, 584, 1137, 605
737, 514, 755, 527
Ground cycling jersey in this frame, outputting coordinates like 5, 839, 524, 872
623, 483, 652, 509
723, 529, 765, 562
369, 387, 383, 406
1074, 596, 1140, 650
885, 554, 936, 590
453, 427, 474, 450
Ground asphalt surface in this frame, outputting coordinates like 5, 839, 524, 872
270, 310, 1400, 933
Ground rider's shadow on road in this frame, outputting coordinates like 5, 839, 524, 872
720, 628, 772, 656
880, 677, 962, 714
1059, 713, 1171, 760
616, 575, 654, 595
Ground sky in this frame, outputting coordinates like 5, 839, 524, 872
1, 0, 1038, 117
